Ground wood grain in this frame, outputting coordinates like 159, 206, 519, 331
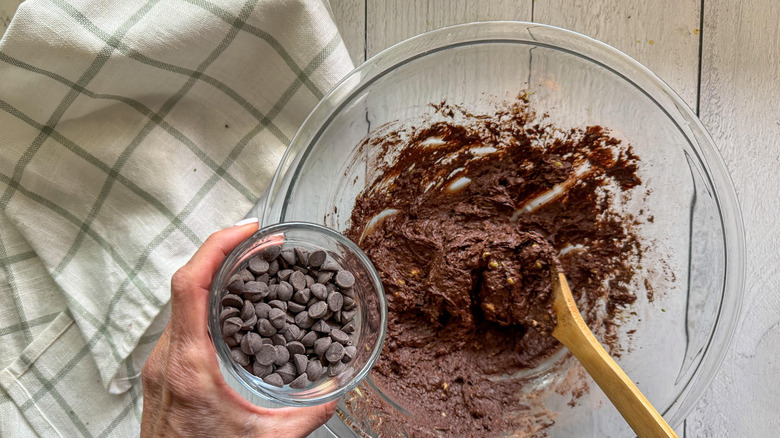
327, 0, 365, 65
686, 0, 780, 435
533, 0, 701, 109
365, 0, 531, 58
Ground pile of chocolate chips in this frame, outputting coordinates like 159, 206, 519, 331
219, 245, 358, 389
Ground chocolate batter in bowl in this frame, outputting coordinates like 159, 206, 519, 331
251, 22, 744, 438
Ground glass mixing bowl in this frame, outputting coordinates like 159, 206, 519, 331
248, 22, 744, 437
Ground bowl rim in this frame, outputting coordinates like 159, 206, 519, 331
263, 20, 745, 432
209, 221, 388, 407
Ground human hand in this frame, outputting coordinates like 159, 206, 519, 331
141, 219, 337, 437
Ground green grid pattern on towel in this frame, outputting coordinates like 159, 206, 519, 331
0, 0, 350, 435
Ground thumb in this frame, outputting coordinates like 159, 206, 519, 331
263, 401, 338, 438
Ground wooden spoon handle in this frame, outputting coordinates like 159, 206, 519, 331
552, 273, 678, 438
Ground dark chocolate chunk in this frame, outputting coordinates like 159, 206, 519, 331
308, 250, 327, 268
327, 291, 344, 312
274, 344, 290, 366
221, 294, 243, 308
308, 301, 328, 319
231, 348, 250, 366
222, 317, 243, 337
248, 256, 269, 275
289, 373, 308, 389
255, 343, 277, 366
263, 373, 284, 388
306, 360, 324, 381
262, 245, 281, 262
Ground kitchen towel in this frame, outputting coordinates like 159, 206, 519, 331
0, 0, 353, 435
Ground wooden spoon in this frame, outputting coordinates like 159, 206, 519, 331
551, 270, 679, 438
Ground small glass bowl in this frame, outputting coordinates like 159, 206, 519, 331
208, 222, 387, 407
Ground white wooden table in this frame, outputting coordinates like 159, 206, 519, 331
326, 2, 780, 436
3, 1, 777, 436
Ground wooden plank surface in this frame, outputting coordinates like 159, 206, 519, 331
686, 0, 780, 436
327, 0, 365, 65
533, 0, 701, 110
365, 0, 531, 59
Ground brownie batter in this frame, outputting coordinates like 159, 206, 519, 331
343, 100, 642, 437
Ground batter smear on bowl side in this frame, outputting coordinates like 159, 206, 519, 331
343, 99, 643, 437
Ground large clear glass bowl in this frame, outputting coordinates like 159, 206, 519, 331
248, 21, 744, 437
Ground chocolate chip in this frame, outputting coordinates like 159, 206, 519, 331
320, 259, 341, 272
292, 288, 311, 304
240, 315, 257, 330
341, 309, 357, 323
294, 247, 309, 266
256, 273, 269, 284
220, 307, 240, 323
274, 344, 290, 366
221, 294, 243, 308
341, 321, 355, 334
277, 269, 293, 281
343, 345, 357, 362
276, 362, 296, 384
280, 249, 296, 266
301, 331, 317, 347
227, 275, 244, 293
236, 268, 253, 282
222, 317, 243, 337
294, 311, 314, 329
252, 362, 273, 378
269, 308, 287, 329
289, 271, 306, 291
243, 280, 268, 296
282, 324, 302, 342
231, 348, 250, 366
308, 250, 327, 268
287, 301, 306, 314
341, 287, 355, 299
257, 319, 276, 336
293, 354, 308, 375
314, 336, 332, 356
327, 292, 344, 312
308, 284, 326, 302
305, 275, 315, 289
316, 271, 334, 284
325, 342, 345, 363
267, 259, 279, 276
286, 341, 305, 357
268, 300, 287, 312
262, 245, 281, 262
263, 373, 284, 388
271, 333, 286, 346
254, 302, 271, 319
276, 281, 294, 301
225, 333, 240, 347
240, 332, 263, 355
266, 284, 278, 301
306, 360, 324, 381
240, 300, 255, 320
248, 256, 269, 274
330, 329, 350, 345
289, 373, 308, 389
308, 301, 328, 319
312, 319, 331, 333
255, 344, 278, 366
335, 270, 355, 288
328, 360, 346, 377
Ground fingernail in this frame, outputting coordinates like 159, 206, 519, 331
234, 217, 259, 227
